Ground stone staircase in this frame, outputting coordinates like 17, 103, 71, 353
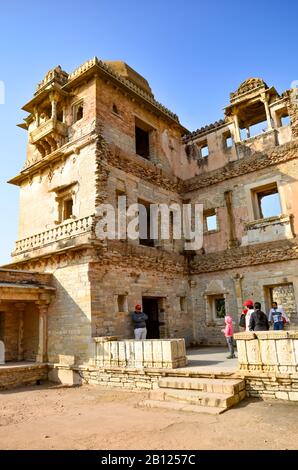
141, 376, 246, 414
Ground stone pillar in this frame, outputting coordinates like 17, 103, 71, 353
224, 190, 239, 248
233, 113, 241, 143
233, 274, 244, 320
49, 92, 59, 120
36, 302, 49, 363
15, 303, 26, 361
261, 93, 273, 130
34, 107, 40, 127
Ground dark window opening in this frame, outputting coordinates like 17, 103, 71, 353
135, 126, 150, 159
62, 198, 73, 221
75, 105, 83, 122
142, 297, 160, 339
57, 108, 63, 122
112, 104, 120, 115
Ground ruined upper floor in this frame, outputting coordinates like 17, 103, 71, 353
184, 77, 295, 175
11, 59, 298, 187
6, 58, 298, 262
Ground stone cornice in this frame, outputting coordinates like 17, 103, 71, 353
190, 238, 298, 274
183, 139, 298, 193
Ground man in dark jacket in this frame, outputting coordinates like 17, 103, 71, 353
249, 302, 269, 331
131, 304, 148, 339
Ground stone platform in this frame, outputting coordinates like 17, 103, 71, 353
94, 337, 187, 369
0, 362, 48, 390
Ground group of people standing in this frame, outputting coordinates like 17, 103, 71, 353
222, 299, 290, 360
239, 299, 289, 332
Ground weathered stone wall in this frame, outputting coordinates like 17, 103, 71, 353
0, 364, 48, 390
95, 75, 196, 180
185, 153, 298, 253
45, 256, 94, 365
89, 245, 192, 344
191, 258, 298, 345
18, 140, 98, 240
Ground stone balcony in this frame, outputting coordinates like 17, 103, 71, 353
242, 214, 294, 246
29, 118, 68, 157
12, 215, 95, 260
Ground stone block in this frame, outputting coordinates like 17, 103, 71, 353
288, 391, 298, 401
276, 391, 289, 400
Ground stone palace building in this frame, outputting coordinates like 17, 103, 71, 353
1, 57, 298, 368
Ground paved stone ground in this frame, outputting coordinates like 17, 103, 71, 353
185, 347, 238, 372
1, 382, 298, 450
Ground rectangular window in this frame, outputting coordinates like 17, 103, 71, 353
252, 183, 281, 219
180, 297, 187, 312
223, 132, 233, 149
204, 210, 218, 232
117, 295, 128, 312
281, 115, 290, 127
116, 189, 126, 207
135, 126, 150, 159
73, 100, 84, 123
200, 144, 209, 158
214, 297, 226, 319
138, 199, 154, 247
62, 198, 73, 221
276, 108, 290, 128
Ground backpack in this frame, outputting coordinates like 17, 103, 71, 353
239, 314, 246, 328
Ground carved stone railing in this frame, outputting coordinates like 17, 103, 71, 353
13, 215, 95, 255
94, 337, 187, 369
235, 331, 298, 373
30, 118, 68, 144
29, 118, 68, 157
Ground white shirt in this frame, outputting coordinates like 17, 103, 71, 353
268, 307, 289, 323
245, 309, 254, 331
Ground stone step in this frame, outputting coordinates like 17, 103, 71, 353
149, 388, 245, 409
141, 399, 226, 415
158, 377, 245, 395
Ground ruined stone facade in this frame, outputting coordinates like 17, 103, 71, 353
2, 58, 298, 366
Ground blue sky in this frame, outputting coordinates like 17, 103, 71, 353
0, 0, 297, 264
